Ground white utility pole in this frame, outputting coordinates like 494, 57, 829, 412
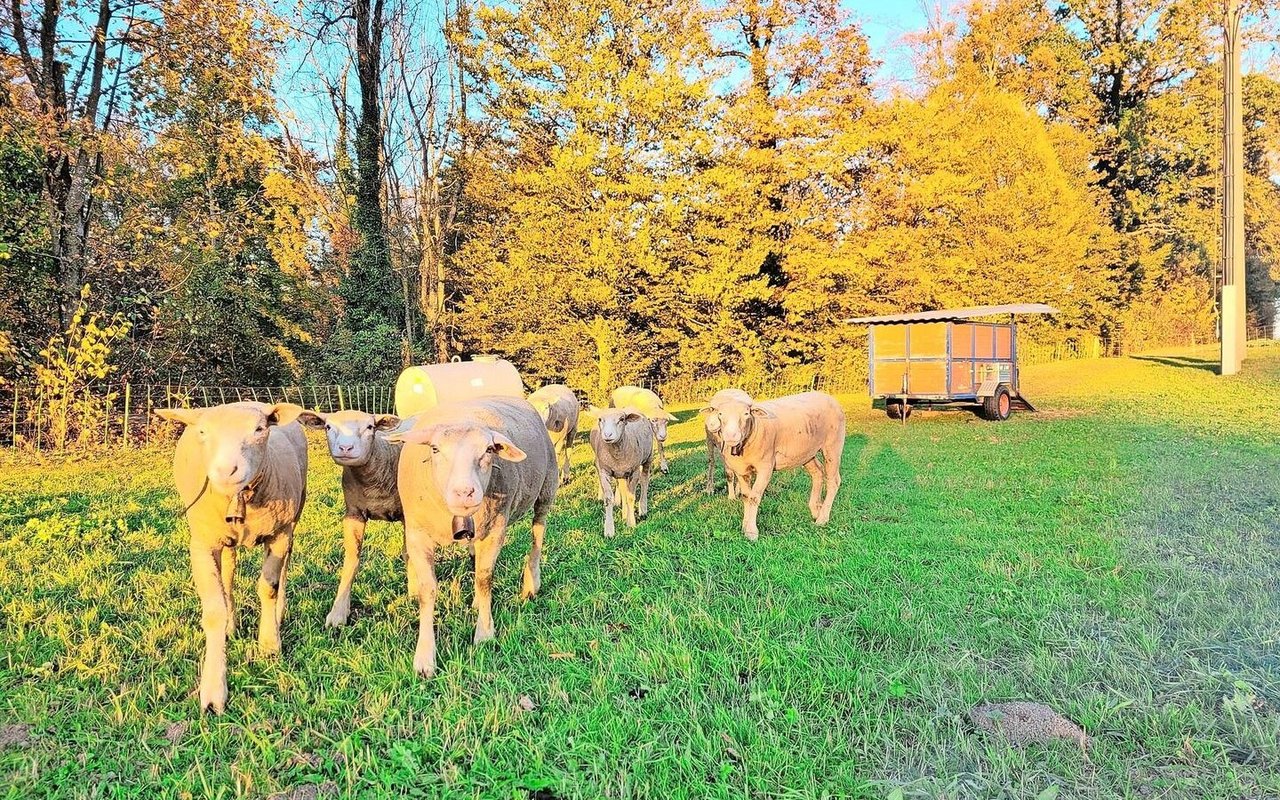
1221, 0, 1245, 375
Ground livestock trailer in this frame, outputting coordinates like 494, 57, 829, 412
847, 304, 1058, 421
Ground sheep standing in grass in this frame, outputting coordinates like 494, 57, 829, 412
155, 401, 308, 714
587, 406, 654, 538
610, 386, 677, 473
703, 388, 753, 498
393, 397, 557, 678
298, 409, 411, 627
701, 391, 845, 541
527, 384, 580, 485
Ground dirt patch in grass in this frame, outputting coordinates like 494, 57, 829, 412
0, 724, 32, 749
266, 781, 337, 800
969, 702, 1090, 749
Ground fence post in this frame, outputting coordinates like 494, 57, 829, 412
338, 385, 346, 411
11, 390, 17, 445
104, 387, 111, 446
123, 383, 132, 448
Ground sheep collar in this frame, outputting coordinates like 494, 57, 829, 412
225, 475, 264, 526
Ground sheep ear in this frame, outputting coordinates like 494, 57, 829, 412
749, 406, 774, 419
155, 407, 203, 427
663, 411, 677, 421
584, 405, 603, 419
297, 410, 328, 430
373, 414, 402, 431
623, 411, 645, 423
267, 403, 305, 427
698, 406, 715, 415
389, 425, 437, 446
489, 432, 527, 462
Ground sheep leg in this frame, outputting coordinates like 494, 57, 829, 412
472, 519, 507, 644
522, 510, 546, 601
815, 438, 844, 526
638, 460, 650, 520
726, 465, 739, 500
620, 474, 638, 529
326, 514, 366, 627
657, 436, 668, 474
803, 458, 824, 520
599, 468, 617, 539
406, 532, 439, 678
219, 547, 237, 636
257, 531, 292, 656
741, 464, 774, 542
704, 434, 718, 495
191, 542, 229, 714
559, 430, 574, 485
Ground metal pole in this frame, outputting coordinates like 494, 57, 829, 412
1221, 0, 1245, 375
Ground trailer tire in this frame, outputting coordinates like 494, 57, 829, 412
980, 385, 1013, 421
886, 400, 911, 420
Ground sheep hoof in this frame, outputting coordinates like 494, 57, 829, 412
473, 626, 496, 645
199, 681, 227, 715
257, 635, 281, 658
414, 660, 436, 679
325, 610, 349, 628
744, 529, 759, 542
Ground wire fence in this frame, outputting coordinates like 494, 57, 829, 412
3, 324, 1276, 451
1, 383, 393, 450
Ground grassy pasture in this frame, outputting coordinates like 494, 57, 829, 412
1, 347, 1278, 799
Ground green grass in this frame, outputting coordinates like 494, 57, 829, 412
2, 346, 1279, 799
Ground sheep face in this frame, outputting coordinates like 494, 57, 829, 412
298, 410, 401, 467
700, 399, 770, 457
590, 407, 645, 445
649, 410, 677, 442
156, 403, 305, 495
397, 424, 527, 517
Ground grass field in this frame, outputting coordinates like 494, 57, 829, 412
2, 346, 1279, 799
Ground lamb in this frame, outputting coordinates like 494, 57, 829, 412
297, 409, 412, 627
526, 384, 580, 485
703, 388, 753, 498
700, 391, 845, 541
587, 406, 654, 538
609, 386, 677, 473
391, 396, 558, 678
154, 401, 308, 714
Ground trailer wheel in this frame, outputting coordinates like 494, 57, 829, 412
886, 400, 912, 420
980, 385, 1012, 421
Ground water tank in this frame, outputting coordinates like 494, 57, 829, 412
394, 358, 525, 418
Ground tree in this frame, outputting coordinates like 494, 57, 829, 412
2, 0, 152, 327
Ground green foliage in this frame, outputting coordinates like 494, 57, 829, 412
32, 288, 132, 449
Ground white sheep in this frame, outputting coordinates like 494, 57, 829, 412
155, 401, 308, 714
610, 386, 677, 473
586, 406, 654, 538
297, 409, 411, 627
392, 396, 558, 678
526, 384, 580, 485
701, 391, 845, 541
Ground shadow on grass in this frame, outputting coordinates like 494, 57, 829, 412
1132, 354, 1220, 374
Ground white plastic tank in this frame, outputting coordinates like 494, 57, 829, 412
394, 358, 525, 418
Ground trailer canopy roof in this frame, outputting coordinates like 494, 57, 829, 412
846, 303, 1059, 325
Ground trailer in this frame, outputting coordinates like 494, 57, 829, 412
847, 303, 1058, 421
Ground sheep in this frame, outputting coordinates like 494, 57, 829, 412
154, 401, 308, 714
392, 396, 558, 678
700, 391, 845, 541
526, 384, 580, 485
297, 409, 414, 627
586, 406, 654, 538
609, 386, 677, 473
703, 388, 753, 498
